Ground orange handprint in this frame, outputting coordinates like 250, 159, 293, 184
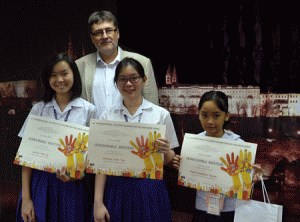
220, 152, 242, 190
130, 136, 154, 171
58, 135, 77, 156
130, 136, 150, 159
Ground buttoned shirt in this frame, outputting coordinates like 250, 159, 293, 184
93, 47, 122, 117
75, 48, 159, 113
100, 98, 179, 149
18, 97, 98, 137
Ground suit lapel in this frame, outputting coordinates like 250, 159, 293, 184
86, 52, 97, 102
120, 47, 125, 60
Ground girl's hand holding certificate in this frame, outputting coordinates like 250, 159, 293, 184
56, 166, 78, 183
154, 137, 170, 154
172, 154, 182, 170
252, 164, 263, 182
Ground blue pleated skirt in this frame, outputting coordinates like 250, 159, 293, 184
16, 169, 93, 222
100, 175, 172, 222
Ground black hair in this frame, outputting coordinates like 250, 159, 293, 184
198, 91, 230, 128
88, 11, 118, 34
42, 52, 82, 103
114, 57, 146, 85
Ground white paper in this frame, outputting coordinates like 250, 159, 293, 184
179, 133, 257, 200
87, 119, 166, 180
14, 115, 89, 178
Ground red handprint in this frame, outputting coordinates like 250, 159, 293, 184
130, 135, 154, 171
220, 152, 242, 190
130, 136, 150, 159
220, 152, 239, 176
58, 135, 77, 156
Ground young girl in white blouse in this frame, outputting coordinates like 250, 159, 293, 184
16, 53, 98, 222
93, 57, 179, 222
172, 91, 263, 222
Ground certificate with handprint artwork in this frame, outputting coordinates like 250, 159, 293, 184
178, 133, 257, 200
13, 115, 89, 179
87, 119, 166, 180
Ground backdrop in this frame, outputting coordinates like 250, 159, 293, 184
1, 1, 299, 221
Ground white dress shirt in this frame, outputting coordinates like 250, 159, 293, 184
18, 97, 98, 137
93, 47, 122, 117
100, 98, 179, 149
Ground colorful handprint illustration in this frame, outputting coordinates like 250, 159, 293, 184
219, 149, 254, 200
147, 131, 164, 169
220, 152, 242, 190
179, 149, 254, 200
130, 135, 154, 172
129, 132, 164, 180
58, 133, 88, 179
58, 135, 77, 171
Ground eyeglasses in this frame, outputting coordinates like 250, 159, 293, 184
91, 28, 118, 37
117, 76, 142, 85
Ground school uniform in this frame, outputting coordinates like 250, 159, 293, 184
75, 47, 159, 117
16, 97, 98, 222
98, 98, 179, 222
192, 130, 244, 222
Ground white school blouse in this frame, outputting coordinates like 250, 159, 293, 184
100, 98, 179, 149
195, 130, 244, 212
18, 97, 99, 138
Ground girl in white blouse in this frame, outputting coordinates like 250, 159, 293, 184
16, 53, 97, 222
93, 57, 179, 222
172, 91, 263, 222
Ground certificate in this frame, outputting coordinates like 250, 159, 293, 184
14, 115, 89, 179
87, 119, 166, 180
178, 133, 257, 200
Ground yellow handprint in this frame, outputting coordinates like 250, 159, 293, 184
74, 133, 89, 153
130, 136, 154, 172
74, 133, 89, 171
147, 131, 164, 169
237, 149, 252, 189
220, 152, 242, 190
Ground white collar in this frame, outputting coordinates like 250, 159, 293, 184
44, 97, 82, 113
115, 98, 153, 117
202, 129, 234, 139
97, 46, 121, 65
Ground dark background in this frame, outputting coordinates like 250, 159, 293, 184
1, 1, 300, 91
1, 1, 300, 221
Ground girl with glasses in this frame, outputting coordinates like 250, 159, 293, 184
93, 57, 179, 222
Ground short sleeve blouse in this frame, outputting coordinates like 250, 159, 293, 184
18, 97, 98, 138
100, 98, 179, 149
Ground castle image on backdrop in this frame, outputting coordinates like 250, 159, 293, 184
58, 32, 300, 119
159, 65, 300, 118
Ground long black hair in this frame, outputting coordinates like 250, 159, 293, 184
42, 53, 82, 103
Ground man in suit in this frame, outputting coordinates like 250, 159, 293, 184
76, 11, 159, 116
